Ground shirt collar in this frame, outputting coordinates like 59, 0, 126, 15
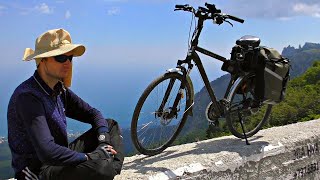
33, 70, 65, 97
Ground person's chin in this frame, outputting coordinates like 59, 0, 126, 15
59, 74, 68, 79
61, 71, 69, 76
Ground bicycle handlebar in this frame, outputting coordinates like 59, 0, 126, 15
175, 3, 244, 24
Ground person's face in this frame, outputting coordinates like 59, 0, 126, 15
43, 51, 73, 80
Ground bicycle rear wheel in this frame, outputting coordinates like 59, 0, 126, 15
131, 72, 192, 155
225, 74, 272, 138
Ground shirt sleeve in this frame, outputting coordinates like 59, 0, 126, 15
16, 93, 87, 166
63, 88, 108, 131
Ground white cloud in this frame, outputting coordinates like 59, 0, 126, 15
221, 0, 320, 20
35, 3, 53, 14
17, 3, 54, 15
107, 7, 120, 15
293, 3, 320, 18
65, 10, 71, 19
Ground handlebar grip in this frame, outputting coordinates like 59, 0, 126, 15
175, 4, 187, 9
227, 15, 244, 23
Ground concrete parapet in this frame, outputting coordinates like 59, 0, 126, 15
115, 119, 320, 180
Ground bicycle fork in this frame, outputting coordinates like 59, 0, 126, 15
156, 78, 185, 119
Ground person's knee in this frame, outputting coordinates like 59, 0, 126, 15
105, 118, 118, 128
106, 118, 122, 138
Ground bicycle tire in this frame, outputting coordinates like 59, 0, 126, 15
131, 72, 192, 156
225, 74, 272, 139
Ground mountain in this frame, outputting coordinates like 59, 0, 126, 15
282, 42, 320, 77
179, 42, 320, 137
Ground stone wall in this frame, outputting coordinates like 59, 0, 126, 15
115, 119, 320, 180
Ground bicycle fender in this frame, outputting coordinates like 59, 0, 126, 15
165, 68, 194, 116
166, 68, 182, 74
226, 73, 256, 105
226, 76, 244, 103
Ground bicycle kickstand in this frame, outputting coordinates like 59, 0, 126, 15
237, 109, 250, 145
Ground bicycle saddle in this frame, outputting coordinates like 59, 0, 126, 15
236, 35, 260, 48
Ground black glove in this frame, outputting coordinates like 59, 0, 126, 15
86, 145, 113, 160
97, 132, 111, 146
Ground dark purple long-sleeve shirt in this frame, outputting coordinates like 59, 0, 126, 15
7, 71, 108, 173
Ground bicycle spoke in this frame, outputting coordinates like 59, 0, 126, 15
137, 122, 154, 139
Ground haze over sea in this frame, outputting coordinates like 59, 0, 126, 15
1, 0, 319, 137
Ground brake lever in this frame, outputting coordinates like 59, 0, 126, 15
225, 20, 233, 27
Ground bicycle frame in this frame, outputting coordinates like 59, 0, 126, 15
158, 14, 238, 119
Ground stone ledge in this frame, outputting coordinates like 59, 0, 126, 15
115, 119, 320, 180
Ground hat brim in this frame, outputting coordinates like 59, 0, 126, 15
24, 44, 85, 61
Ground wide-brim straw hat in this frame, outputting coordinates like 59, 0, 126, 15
23, 28, 85, 87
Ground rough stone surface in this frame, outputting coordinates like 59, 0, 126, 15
115, 119, 320, 180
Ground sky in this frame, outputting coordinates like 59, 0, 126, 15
0, 0, 319, 136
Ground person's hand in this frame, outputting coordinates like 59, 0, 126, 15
86, 145, 117, 160
104, 145, 117, 155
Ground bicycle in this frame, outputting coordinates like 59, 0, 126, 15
131, 3, 273, 156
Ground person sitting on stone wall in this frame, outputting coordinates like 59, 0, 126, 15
7, 28, 124, 180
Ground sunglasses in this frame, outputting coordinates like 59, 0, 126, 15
54, 55, 73, 63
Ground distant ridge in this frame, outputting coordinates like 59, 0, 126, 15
282, 42, 320, 57
282, 42, 320, 77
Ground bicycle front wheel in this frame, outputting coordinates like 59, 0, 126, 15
131, 72, 192, 156
225, 74, 272, 139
